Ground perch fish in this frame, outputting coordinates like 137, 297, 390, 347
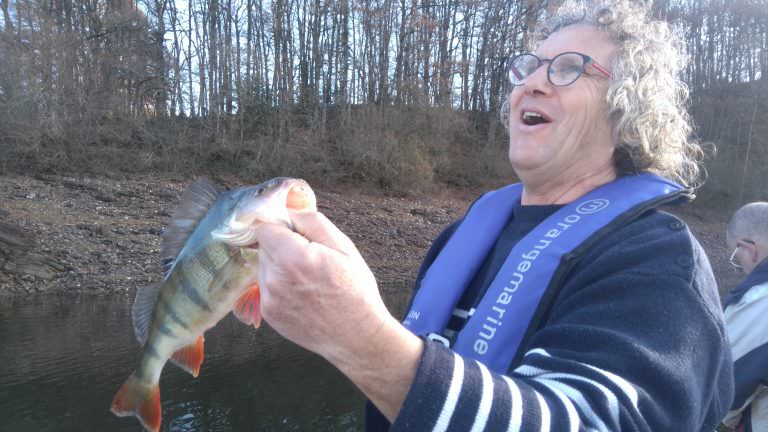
110, 177, 316, 432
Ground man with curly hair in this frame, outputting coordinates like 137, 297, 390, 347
722, 202, 768, 432
251, 1, 733, 430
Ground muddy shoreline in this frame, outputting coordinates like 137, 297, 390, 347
0, 174, 742, 313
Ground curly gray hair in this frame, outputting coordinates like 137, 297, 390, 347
502, 0, 704, 187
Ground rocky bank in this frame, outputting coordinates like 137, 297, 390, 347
0, 173, 743, 316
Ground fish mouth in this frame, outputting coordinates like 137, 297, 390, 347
212, 178, 317, 248
264, 178, 317, 239
245, 179, 316, 248
284, 179, 317, 212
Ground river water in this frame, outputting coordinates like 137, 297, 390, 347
0, 294, 365, 431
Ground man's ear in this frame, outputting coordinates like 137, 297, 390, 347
742, 240, 761, 264
753, 241, 768, 265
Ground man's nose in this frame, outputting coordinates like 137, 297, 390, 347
524, 63, 552, 95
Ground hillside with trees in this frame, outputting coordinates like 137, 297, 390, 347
0, 0, 765, 204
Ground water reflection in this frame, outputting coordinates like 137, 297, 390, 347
0, 294, 364, 431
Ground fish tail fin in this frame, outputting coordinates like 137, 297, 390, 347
110, 373, 161, 432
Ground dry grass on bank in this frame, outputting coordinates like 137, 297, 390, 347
0, 105, 513, 195
1, 81, 767, 209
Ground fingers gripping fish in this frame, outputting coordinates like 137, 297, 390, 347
110, 177, 316, 432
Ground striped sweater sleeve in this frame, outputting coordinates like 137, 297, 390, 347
387, 342, 638, 431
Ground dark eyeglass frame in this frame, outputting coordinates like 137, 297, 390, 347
507, 51, 612, 87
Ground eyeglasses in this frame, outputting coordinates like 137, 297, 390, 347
507, 52, 612, 87
729, 240, 755, 269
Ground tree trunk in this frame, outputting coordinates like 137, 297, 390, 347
153, 0, 168, 117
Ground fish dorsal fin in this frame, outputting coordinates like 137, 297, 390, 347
160, 178, 221, 275
132, 283, 163, 346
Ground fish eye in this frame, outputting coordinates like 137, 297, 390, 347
255, 187, 265, 195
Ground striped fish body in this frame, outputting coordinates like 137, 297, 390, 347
134, 241, 256, 381
111, 177, 316, 432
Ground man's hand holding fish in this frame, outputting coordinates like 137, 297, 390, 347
253, 211, 423, 422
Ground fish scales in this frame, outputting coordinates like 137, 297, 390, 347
161, 242, 231, 328
149, 251, 240, 381
198, 243, 228, 277
111, 177, 317, 432
178, 272, 214, 312
160, 295, 188, 330
154, 260, 222, 340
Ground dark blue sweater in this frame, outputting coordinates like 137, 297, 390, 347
366, 205, 733, 431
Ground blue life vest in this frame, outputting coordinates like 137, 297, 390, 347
403, 173, 689, 373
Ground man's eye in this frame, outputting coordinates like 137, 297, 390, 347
556, 64, 580, 74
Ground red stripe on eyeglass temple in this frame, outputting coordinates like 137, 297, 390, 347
590, 61, 612, 78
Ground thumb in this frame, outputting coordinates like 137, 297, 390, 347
288, 211, 359, 257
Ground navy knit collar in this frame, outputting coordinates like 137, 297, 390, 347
513, 204, 563, 225
724, 258, 768, 307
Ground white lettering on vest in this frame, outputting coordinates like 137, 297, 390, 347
473, 211, 587, 357
474, 339, 488, 355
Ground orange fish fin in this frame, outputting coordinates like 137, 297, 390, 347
170, 335, 205, 378
111, 373, 162, 432
233, 284, 262, 329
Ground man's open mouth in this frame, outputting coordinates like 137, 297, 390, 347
521, 111, 551, 126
